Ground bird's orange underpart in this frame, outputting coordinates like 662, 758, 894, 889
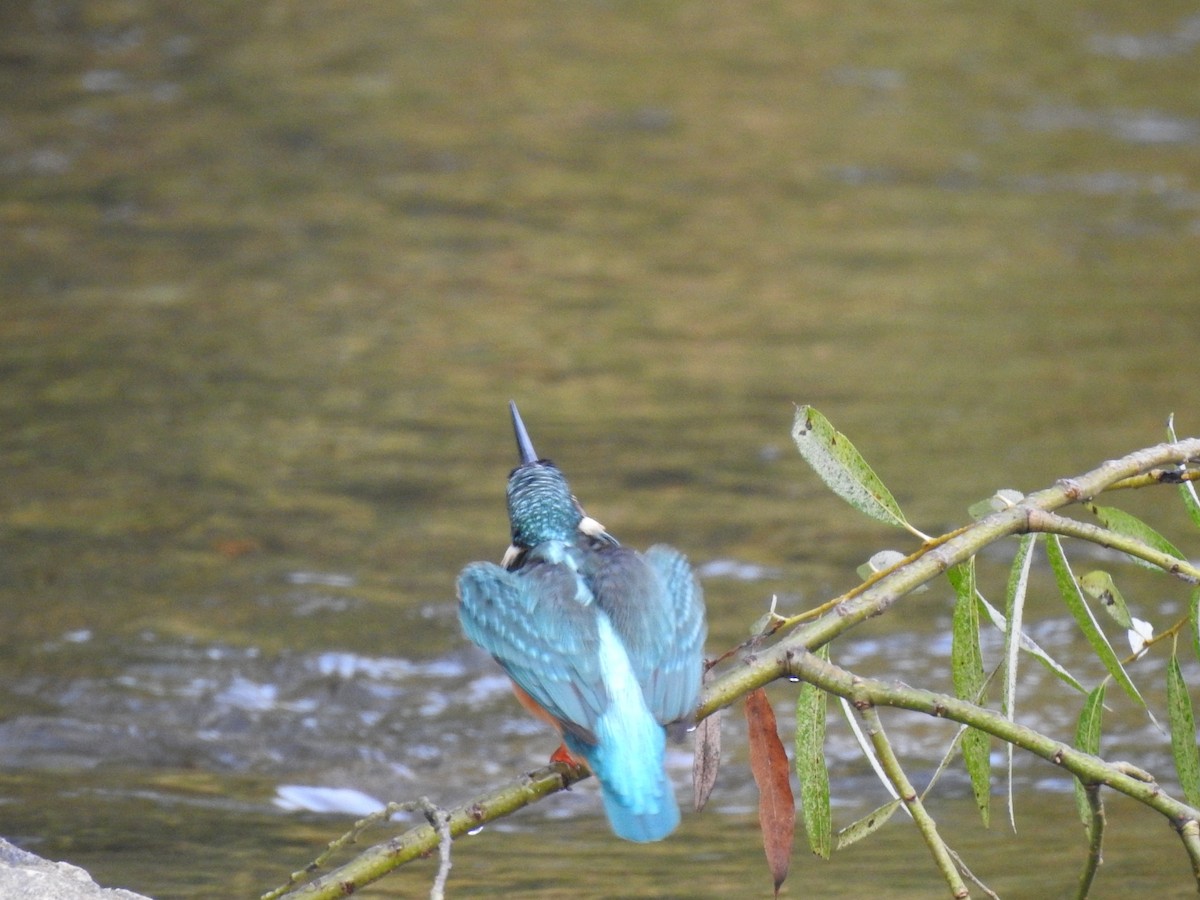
510, 682, 561, 730
509, 682, 589, 769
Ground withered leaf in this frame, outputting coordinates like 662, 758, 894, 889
692, 707, 722, 812
745, 687, 796, 896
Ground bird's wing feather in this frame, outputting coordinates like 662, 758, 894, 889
642, 545, 707, 725
458, 561, 607, 741
588, 545, 706, 726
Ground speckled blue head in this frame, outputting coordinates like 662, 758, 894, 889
506, 402, 581, 547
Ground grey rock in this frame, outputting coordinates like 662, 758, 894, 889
0, 838, 152, 900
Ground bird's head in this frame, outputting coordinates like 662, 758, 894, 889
505, 402, 581, 548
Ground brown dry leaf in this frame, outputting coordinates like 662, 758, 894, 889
692, 707, 721, 812
745, 687, 795, 897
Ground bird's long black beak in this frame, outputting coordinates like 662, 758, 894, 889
509, 401, 539, 465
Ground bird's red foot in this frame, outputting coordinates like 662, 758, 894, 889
550, 743, 589, 771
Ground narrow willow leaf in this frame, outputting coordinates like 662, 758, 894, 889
1002, 534, 1036, 831
1079, 570, 1134, 630
835, 799, 902, 850
1073, 684, 1107, 829
746, 688, 795, 896
795, 646, 831, 859
838, 697, 901, 805
1046, 536, 1145, 708
1087, 503, 1186, 571
977, 589, 1086, 695
919, 663, 1001, 808
1167, 415, 1200, 528
1191, 587, 1200, 666
1167, 653, 1200, 808
948, 560, 990, 827
792, 406, 920, 536
1180, 475, 1200, 529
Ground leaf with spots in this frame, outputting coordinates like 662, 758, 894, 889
792, 405, 927, 540
836, 799, 902, 850
1167, 651, 1200, 809
795, 645, 831, 859
948, 559, 990, 827
1079, 570, 1133, 630
1046, 536, 1145, 709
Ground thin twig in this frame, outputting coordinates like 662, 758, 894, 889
261, 803, 400, 900
858, 705, 971, 898
782, 649, 1200, 866
1025, 510, 1200, 584
275, 763, 588, 899
424, 798, 452, 900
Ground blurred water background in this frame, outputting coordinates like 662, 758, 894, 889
2, 1, 1199, 896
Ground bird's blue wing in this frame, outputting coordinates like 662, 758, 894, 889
460, 556, 686, 842
458, 560, 607, 741
642, 545, 707, 726
588, 545, 706, 726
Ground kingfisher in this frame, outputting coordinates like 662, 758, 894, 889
457, 402, 707, 842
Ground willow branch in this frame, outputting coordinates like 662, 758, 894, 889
269, 439, 1200, 897
858, 705, 969, 898
1106, 467, 1200, 492
1180, 818, 1200, 886
700, 438, 1200, 720
272, 763, 588, 899
1025, 510, 1200, 584
782, 647, 1200, 889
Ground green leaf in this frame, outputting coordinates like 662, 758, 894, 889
1002, 534, 1036, 830
835, 799, 902, 850
795, 645, 832, 859
1167, 415, 1200, 528
976, 589, 1086, 695
1046, 535, 1146, 708
948, 559, 990, 827
1073, 684, 1107, 829
1167, 652, 1200, 809
1086, 503, 1186, 571
1179, 473, 1200, 528
1079, 570, 1134, 630
792, 406, 924, 538
1190, 587, 1200, 666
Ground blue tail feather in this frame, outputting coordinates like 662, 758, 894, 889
563, 615, 681, 842
566, 729, 680, 843
597, 766, 680, 843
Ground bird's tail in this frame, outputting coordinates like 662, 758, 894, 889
568, 712, 679, 842
571, 616, 681, 842
597, 756, 680, 843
